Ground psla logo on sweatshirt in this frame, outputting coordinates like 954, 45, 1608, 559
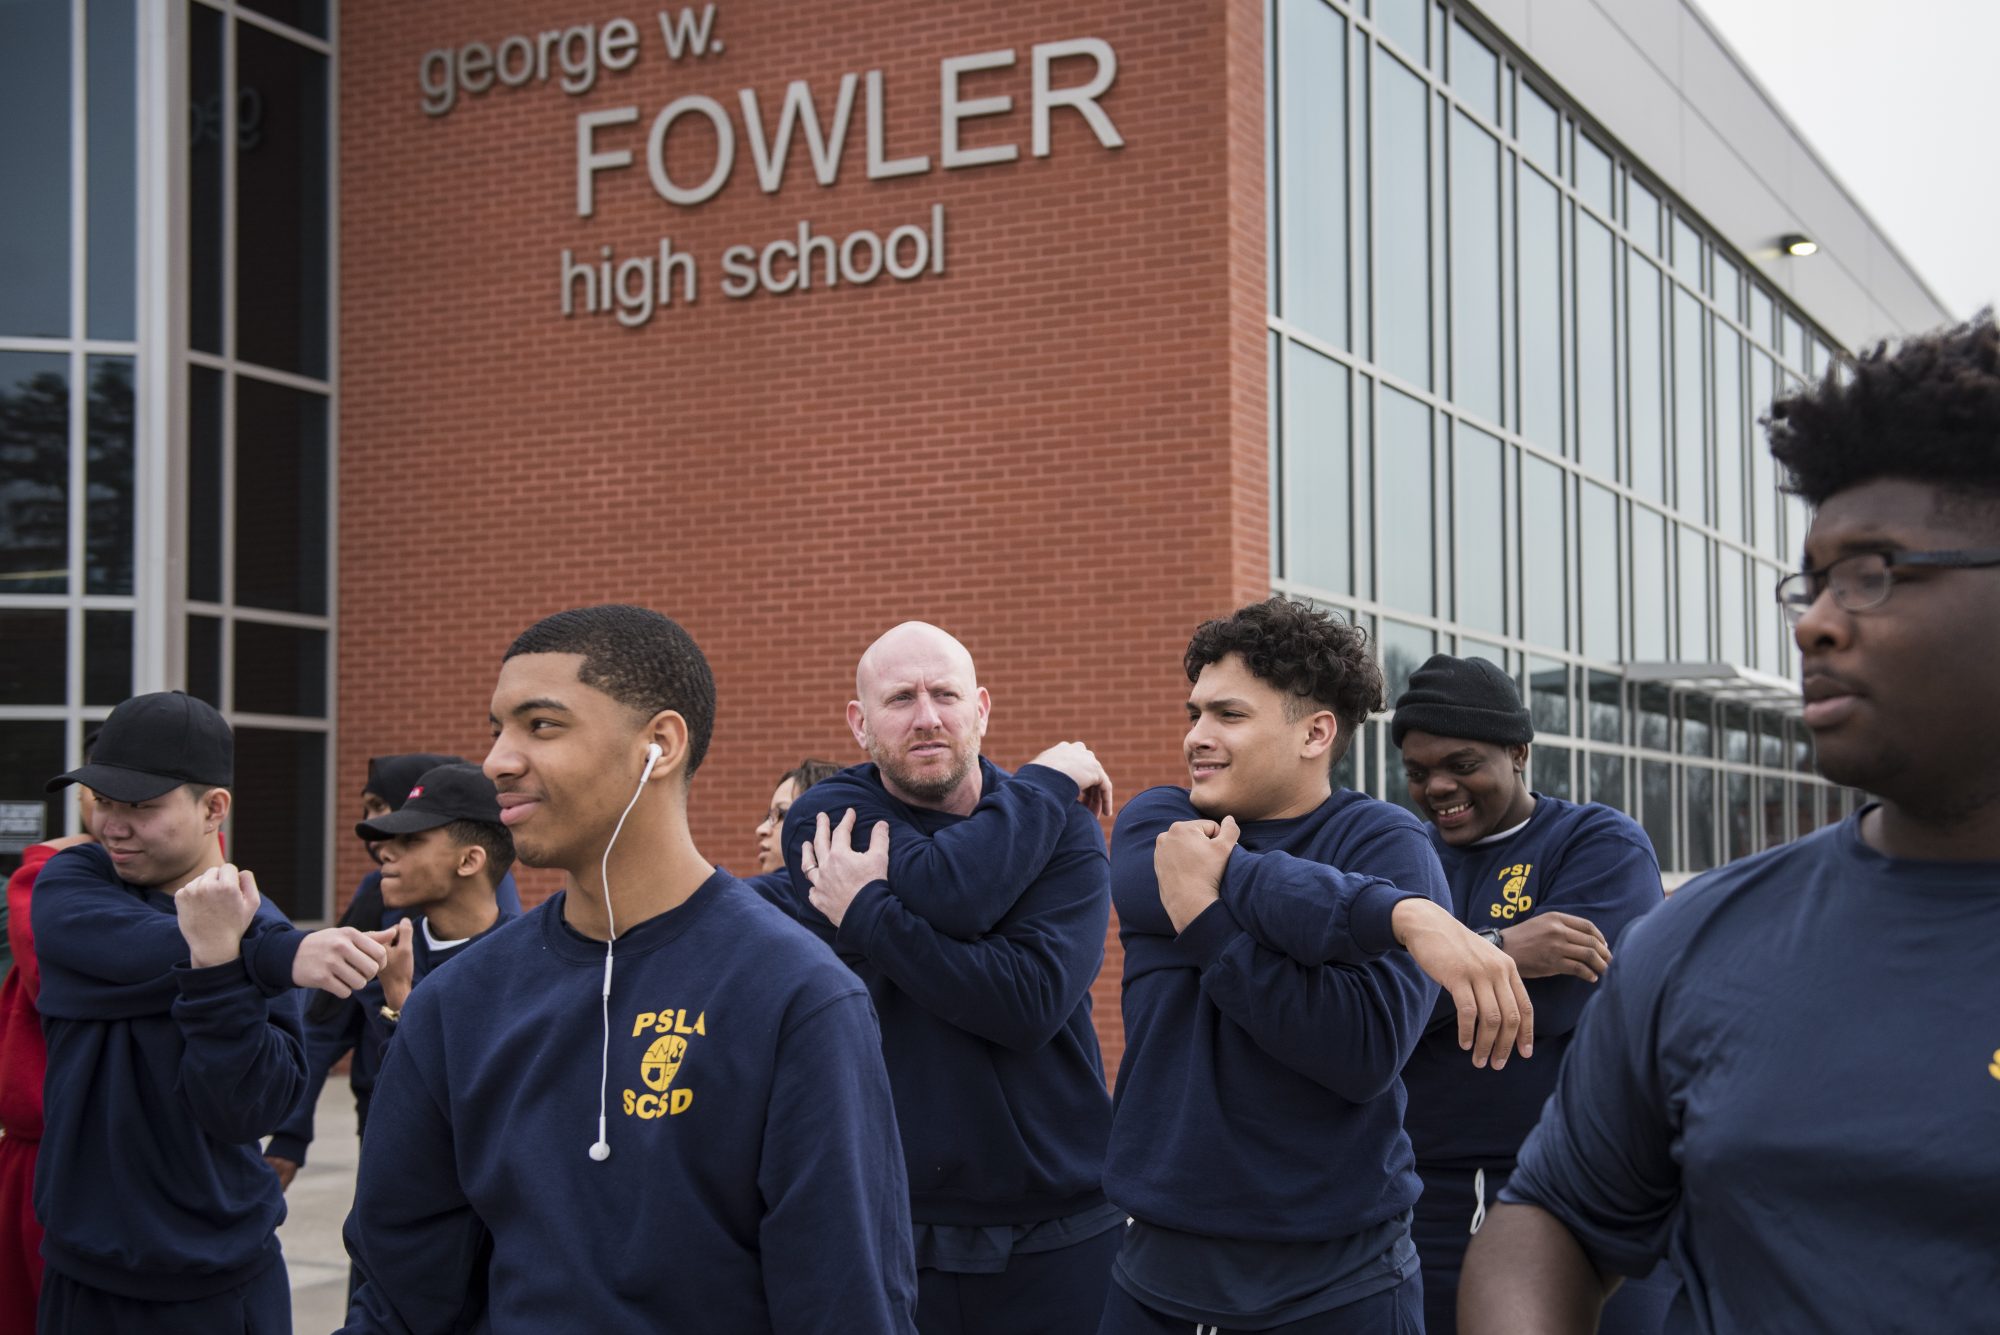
622, 1007, 706, 1120
1488, 863, 1535, 920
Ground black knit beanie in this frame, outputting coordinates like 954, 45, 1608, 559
1390, 654, 1534, 748
363, 752, 463, 811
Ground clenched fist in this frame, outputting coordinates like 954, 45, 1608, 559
175, 863, 262, 969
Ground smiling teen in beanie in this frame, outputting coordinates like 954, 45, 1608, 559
1462, 312, 2000, 1331
1391, 654, 1669, 1334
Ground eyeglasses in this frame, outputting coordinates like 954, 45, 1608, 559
1774, 548, 2000, 626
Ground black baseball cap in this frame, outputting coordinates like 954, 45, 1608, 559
363, 752, 464, 811
355, 762, 502, 841
47, 691, 233, 802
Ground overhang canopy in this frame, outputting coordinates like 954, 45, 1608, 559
1619, 661, 1803, 712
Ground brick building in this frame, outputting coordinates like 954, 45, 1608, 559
0, 0, 1954, 1073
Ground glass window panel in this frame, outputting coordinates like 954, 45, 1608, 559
1516, 165, 1562, 451
186, 613, 222, 707
1626, 177, 1661, 256
1792, 724, 1814, 775
83, 609, 131, 706
1748, 351, 1779, 557
86, 356, 134, 595
1449, 22, 1497, 122
1588, 670, 1621, 743
1630, 504, 1668, 660
1379, 388, 1433, 614
1455, 424, 1505, 634
1383, 728, 1426, 817
1378, 619, 1435, 710
1679, 527, 1709, 660
1757, 713, 1786, 768
1449, 112, 1502, 422
1714, 322, 1745, 540
1685, 767, 1716, 871
1581, 482, 1620, 661
1640, 759, 1673, 867
1673, 288, 1708, 521
1795, 781, 1818, 835
1781, 313, 1804, 371
1376, 51, 1430, 390
1812, 339, 1835, 381
1355, 381, 1374, 599
233, 620, 327, 717
1353, 42, 1371, 361
1533, 743, 1573, 799
1722, 704, 1751, 764
1726, 772, 1753, 860
1285, 342, 1351, 595
1627, 255, 1666, 503
234, 377, 329, 615
1682, 697, 1713, 758
1670, 215, 1701, 286
1459, 638, 1507, 670
0, 610, 66, 704
1575, 135, 1612, 216
1376, 0, 1425, 58
230, 727, 326, 921
188, 366, 223, 602
1280, 0, 1348, 346
1718, 546, 1746, 667
240, 0, 328, 38
1751, 559, 1776, 673
1521, 455, 1565, 647
1638, 684, 1672, 751
0, 0, 71, 337
1589, 750, 1625, 810
1761, 778, 1786, 849
1713, 258, 1741, 319
0, 352, 70, 594
236, 24, 330, 378
1269, 333, 1281, 575
1576, 215, 1617, 479
0, 722, 66, 878
1750, 287, 1775, 348
1515, 81, 1558, 173
189, 1, 224, 355
87, 0, 138, 341
1331, 730, 1359, 793
1526, 658, 1570, 735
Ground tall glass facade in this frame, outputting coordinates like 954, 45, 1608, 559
0, 0, 333, 917
1267, 0, 1857, 872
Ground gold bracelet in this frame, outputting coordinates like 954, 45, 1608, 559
378, 1004, 401, 1025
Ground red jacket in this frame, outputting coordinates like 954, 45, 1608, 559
0, 845, 52, 1141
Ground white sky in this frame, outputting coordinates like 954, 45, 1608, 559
1690, 0, 1999, 322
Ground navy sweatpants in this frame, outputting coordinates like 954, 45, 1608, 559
37, 1256, 290, 1334
1096, 1271, 1422, 1334
1414, 1165, 1675, 1335
917, 1226, 1123, 1335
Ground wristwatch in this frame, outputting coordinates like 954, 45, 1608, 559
1476, 927, 1505, 948
378, 1004, 401, 1026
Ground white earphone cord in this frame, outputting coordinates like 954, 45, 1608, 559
590, 744, 658, 1162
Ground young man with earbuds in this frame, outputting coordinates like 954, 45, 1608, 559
342, 605, 916, 1333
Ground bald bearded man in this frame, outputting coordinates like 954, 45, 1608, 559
780, 623, 1121, 1335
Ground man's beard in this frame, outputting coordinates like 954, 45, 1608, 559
871, 734, 976, 802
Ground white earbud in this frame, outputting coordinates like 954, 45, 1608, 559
588, 741, 664, 1163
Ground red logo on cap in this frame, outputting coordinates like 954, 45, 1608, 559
406, 786, 424, 800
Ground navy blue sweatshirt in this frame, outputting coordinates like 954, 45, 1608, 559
1103, 786, 1447, 1242
1501, 811, 2000, 1330
270, 869, 524, 1165
342, 874, 916, 1334
1401, 797, 1662, 1169
778, 759, 1114, 1228
31, 844, 308, 1300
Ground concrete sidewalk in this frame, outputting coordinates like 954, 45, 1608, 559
275, 1076, 361, 1334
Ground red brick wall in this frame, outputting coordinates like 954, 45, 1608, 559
337, 0, 1268, 1082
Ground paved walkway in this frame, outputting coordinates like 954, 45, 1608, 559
276, 1076, 360, 1334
